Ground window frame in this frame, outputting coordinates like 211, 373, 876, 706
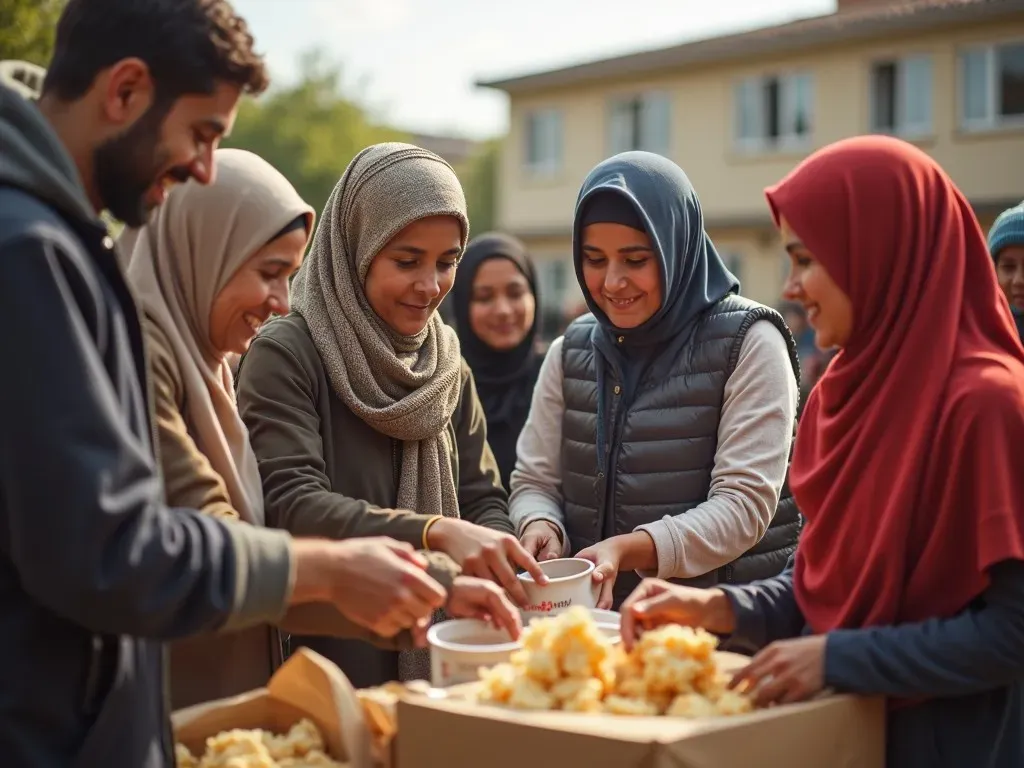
523, 108, 564, 177
733, 71, 815, 154
958, 40, 1024, 132
606, 90, 672, 156
868, 53, 934, 138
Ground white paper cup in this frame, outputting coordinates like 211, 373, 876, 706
427, 619, 520, 688
589, 608, 621, 627
517, 557, 600, 623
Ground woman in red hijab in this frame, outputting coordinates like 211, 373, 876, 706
619, 136, 1024, 768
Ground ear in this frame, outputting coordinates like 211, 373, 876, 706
97, 58, 155, 127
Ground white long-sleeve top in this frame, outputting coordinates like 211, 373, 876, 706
509, 320, 799, 580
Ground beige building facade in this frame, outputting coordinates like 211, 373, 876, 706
480, 0, 1024, 320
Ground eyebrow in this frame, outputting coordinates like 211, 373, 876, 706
581, 243, 653, 254
784, 240, 806, 255
390, 245, 462, 257
198, 118, 228, 137
261, 256, 298, 269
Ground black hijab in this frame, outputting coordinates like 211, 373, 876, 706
451, 232, 542, 489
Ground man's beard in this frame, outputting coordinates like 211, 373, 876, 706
92, 101, 186, 228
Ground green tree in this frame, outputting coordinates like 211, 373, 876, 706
224, 50, 408, 218
0, 0, 66, 66
461, 139, 500, 235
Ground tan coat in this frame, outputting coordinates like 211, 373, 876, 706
147, 319, 459, 708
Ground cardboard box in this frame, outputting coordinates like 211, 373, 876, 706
396, 652, 885, 768
172, 648, 376, 768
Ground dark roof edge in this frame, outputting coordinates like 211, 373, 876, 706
477, 2, 1023, 93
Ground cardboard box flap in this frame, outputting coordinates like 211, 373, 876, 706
173, 648, 373, 768
397, 694, 884, 768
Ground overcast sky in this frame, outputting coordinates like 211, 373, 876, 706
230, 0, 836, 138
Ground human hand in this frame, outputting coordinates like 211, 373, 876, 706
291, 537, 446, 639
519, 520, 564, 561
427, 518, 547, 606
445, 576, 522, 640
619, 578, 736, 650
576, 537, 628, 610
730, 635, 827, 707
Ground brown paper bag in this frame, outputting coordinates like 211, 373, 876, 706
172, 648, 373, 768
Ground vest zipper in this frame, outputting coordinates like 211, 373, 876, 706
599, 379, 630, 542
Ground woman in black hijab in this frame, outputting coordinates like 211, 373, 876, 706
451, 233, 542, 490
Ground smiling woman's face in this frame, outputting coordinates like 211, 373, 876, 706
208, 226, 307, 356
580, 222, 662, 328
779, 217, 854, 350
364, 215, 463, 336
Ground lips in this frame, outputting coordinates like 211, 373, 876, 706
401, 303, 431, 313
604, 295, 642, 309
243, 313, 266, 334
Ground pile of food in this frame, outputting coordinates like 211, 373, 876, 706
175, 718, 347, 768
477, 607, 753, 717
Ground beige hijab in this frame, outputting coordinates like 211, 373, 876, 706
290, 142, 468, 520
125, 148, 314, 525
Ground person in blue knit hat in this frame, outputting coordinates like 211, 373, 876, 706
988, 201, 1024, 340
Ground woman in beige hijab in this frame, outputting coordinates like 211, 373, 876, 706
127, 148, 521, 706
236, 143, 546, 686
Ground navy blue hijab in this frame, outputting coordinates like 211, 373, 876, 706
573, 151, 739, 350
573, 152, 739, 475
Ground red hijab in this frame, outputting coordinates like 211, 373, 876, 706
765, 136, 1024, 634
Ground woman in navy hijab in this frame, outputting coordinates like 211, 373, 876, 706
510, 151, 802, 608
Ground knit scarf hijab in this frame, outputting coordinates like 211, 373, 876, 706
290, 143, 469, 520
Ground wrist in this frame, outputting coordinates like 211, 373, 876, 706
705, 588, 737, 635
426, 516, 455, 551
618, 532, 658, 572
422, 515, 445, 550
529, 518, 563, 543
289, 539, 334, 605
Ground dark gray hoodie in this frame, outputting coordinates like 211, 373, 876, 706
0, 84, 294, 767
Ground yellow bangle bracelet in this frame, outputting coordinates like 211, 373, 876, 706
422, 515, 444, 551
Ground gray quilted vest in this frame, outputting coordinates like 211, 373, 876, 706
561, 294, 802, 606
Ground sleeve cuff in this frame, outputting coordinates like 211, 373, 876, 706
822, 629, 861, 691
633, 519, 677, 579
715, 584, 764, 655
518, 514, 570, 556
221, 524, 294, 632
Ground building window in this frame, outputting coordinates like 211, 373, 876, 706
734, 72, 813, 152
607, 92, 671, 155
959, 41, 1024, 131
870, 54, 933, 137
523, 109, 564, 176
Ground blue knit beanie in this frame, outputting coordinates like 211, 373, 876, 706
988, 201, 1024, 261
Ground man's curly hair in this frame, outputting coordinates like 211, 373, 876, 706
44, 0, 269, 102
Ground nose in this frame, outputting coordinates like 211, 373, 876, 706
493, 294, 513, 317
604, 261, 630, 291
782, 270, 802, 301
268, 282, 290, 316
417, 270, 441, 299
190, 145, 216, 186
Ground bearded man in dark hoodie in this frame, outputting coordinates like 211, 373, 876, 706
0, 2, 526, 766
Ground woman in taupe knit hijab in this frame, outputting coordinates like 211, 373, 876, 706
237, 143, 545, 686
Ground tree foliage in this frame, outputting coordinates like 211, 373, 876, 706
461, 139, 500, 236
224, 51, 408, 219
0, 0, 66, 66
